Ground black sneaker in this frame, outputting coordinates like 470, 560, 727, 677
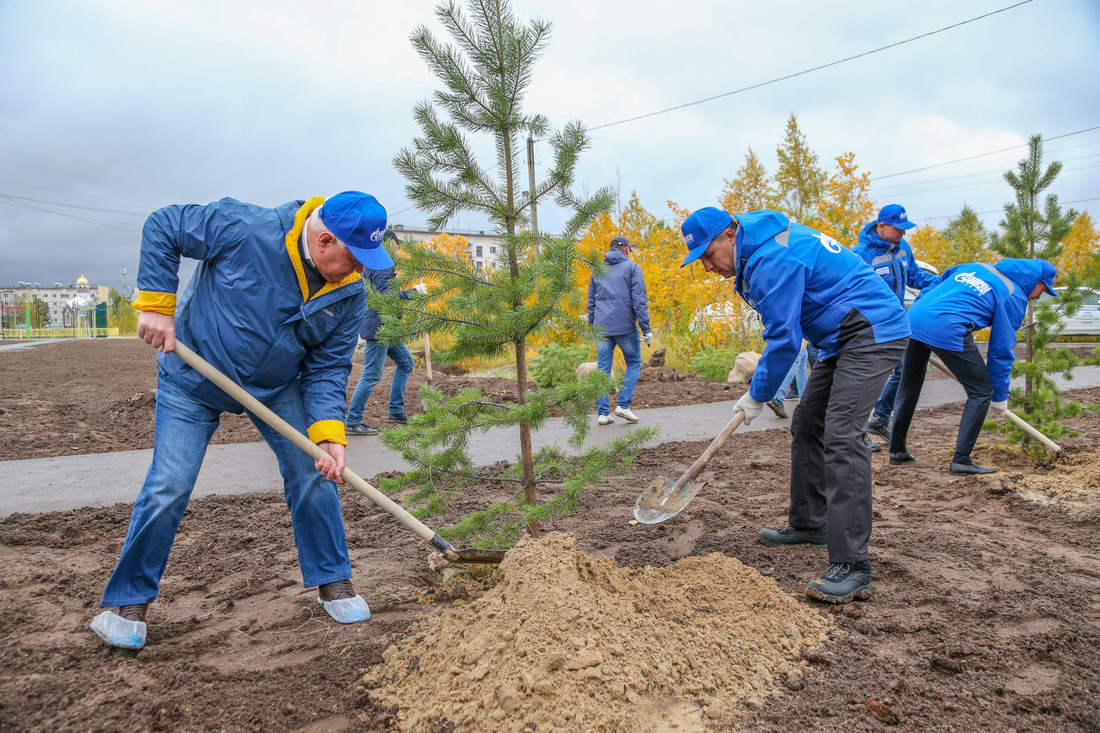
866, 417, 891, 442
386, 412, 409, 423
889, 451, 915, 465
806, 561, 873, 604
759, 525, 827, 546
766, 397, 788, 419
862, 435, 881, 453
950, 459, 996, 475
345, 423, 379, 436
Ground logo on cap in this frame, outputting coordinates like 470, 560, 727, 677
684, 233, 695, 245
370, 228, 385, 242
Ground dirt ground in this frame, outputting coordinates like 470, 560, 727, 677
0, 339, 737, 461
2, 340, 1100, 731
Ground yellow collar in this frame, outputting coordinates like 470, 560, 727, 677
285, 197, 363, 301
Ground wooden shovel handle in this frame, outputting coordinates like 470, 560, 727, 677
674, 411, 745, 490
419, 279, 433, 384
928, 356, 1062, 453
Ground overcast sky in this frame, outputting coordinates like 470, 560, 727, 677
1, 0, 1098, 293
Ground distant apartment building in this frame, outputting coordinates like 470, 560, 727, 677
389, 225, 502, 270
0, 274, 108, 327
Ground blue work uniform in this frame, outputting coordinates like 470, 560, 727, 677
102, 197, 364, 608
890, 258, 1056, 465
733, 210, 910, 565
852, 220, 938, 424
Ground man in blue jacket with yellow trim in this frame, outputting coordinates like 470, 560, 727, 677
681, 207, 909, 604
889, 258, 1057, 475
90, 192, 388, 650
852, 204, 937, 442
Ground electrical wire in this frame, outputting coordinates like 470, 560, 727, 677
583, 0, 1037, 134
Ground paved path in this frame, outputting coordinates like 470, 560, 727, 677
5, 367, 1100, 517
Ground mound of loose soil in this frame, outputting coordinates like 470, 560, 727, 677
999, 448, 1100, 519
363, 533, 831, 731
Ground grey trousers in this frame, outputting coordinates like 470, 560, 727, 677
788, 338, 908, 564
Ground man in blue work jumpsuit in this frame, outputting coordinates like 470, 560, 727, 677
681, 207, 910, 603
90, 192, 389, 649
852, 204, 937, 443
889, 258, 1057, 474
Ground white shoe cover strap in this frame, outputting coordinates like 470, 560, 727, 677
318, 594, 371, 624
89, 610, 147, 649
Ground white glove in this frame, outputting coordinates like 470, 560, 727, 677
643, 332, 653, 346
413, 283, 428, 295
733, 392, 764, 426
988, 400, 1008, 420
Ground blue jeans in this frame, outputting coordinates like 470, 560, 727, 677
775, 346, 809, 401
101, 377, 352, 606
872, 365, 901, 423
596, 331, 642, 415
346, 341, 415, 422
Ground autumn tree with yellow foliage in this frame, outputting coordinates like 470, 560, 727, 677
814, 152, 876, 246
1055, 212, 1100, 280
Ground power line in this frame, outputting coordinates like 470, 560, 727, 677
872, 161, 1100, 198
922, 196, 1100, 222
871, 152, 1100, 194
872, 125, 1100, 181
584, 0, 1036, 134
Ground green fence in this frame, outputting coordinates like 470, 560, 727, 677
0, 328, 121, 339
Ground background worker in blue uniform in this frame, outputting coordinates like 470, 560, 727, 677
345, 229, 426, 435
588, 235, 652, 425
681, 207, 909, 604
90, 192, 389, 650
852, 204, 937, 443
889, 258, 1057, 475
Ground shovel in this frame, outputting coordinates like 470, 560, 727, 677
633, 411, 745, 524
172, 341, 506, 564
927, 356, 1062, 454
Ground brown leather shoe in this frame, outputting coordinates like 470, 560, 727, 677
119, 603, 148, 623
318, 579, 355, 602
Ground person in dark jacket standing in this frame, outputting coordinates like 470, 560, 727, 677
345, 231, 426, 435
90, 192, 386, 649
851, 204, 937, 443
889, 258, 1056, 475
681, 207, 910, 604
588, 236, 652, 424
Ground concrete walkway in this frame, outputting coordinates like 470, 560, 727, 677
5, 366, 1100, 517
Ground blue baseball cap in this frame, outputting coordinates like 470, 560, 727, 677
610, 236, 630, 249
680, 207, 734, 267
1037, 258, 1058, 295
319, 191, 392, 269
877, 204, 916, 230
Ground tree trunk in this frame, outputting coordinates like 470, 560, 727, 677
514, 337, 539, 537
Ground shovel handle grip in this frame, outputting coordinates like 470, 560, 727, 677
171, 341, 457, 555
928, 356, 1062, 454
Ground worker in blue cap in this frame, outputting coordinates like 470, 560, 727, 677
680, 207, 909, 604
852, 204, 937, 445
91, 192, 388, 649
889, 258, 1058, 475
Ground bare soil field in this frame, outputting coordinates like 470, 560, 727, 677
1, 339, 1099, 731
0, 339, 737, 461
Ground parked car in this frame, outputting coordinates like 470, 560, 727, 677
903, 260, 940, 310
1037, 288, 1100, 336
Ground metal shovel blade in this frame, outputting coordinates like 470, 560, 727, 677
633, 475, 706, 524
449, 547, 508, 563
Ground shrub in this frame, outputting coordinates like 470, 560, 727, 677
688, 344, 741, 381
530, 343, 592, 388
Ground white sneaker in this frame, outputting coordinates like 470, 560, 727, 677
597, 414, 615, 425
614, 406, 639, 422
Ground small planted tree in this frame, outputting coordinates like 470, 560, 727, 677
374, 0, 655, 547
988, 134, 1093, 454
